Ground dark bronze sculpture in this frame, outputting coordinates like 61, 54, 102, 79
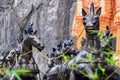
82, 3, 101, 52
6, 23, 45, 80
0, 3, 119, 80
44, 3, 120, 80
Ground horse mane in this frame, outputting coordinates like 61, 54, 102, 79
26, 23, 34, 35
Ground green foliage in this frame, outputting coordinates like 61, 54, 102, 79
6, 69, 11, 77
98, 66, 105, 76
68, 48, 117, 79
13, 72, 22, 80
71, 63, 78, 70
62, 54, 70, 63
109, 35, 116, 40
88, 53, 93, 62
5, 69, 30, 80
91, 30, 116, 41
101, 51, 114, 57
105, 57, 116, 65
11, 69, 30, 73
78, 68, 99, 79
83, 53, 95, 63
92, 69, 99, 79
98, 31, 104, 40
89, 30, 103, 38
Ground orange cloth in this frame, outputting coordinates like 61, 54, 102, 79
71, 0, 120, 51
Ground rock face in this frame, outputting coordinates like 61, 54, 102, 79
0, 0, 76, 79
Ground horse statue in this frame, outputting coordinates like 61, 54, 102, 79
82, 2, 101, 55
44, 3, 120, 80
69, 3, 119, 80
6, 23, 45, 80
45, 38, 78, 80
0, 50, 10, 77
49, 38, 77, 66
43, 3, 99, 80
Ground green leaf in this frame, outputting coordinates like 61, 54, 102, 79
101, 51, 114, 57
12, 69, 30, 73
93, 69, 99, 79
83, 69, 99, 79
5, 69, 31, 80
71, 63, 78, 70
105, 57, 116, 65
109, 35, 116, 40
89, 53, 93, 62
98, 66, 105, 75
79, 70, 89, 77
62, 55, 70, 63
82, 53, 93, 63
6, 69, 12, 76
13, 72, 22, 80
99, 32, 104, 40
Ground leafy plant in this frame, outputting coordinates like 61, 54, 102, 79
82, 53, 95, 63
70, 63, 78, 70
92, 69, 99, 79
98, 66, 105, 76
5, 69, 30, 80
62, 54, 70, 63
105, 57, 116, 65
101, 51, 114, 58
78, 68, 99, 79
109, 35, 116, 40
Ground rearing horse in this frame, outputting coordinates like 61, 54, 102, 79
9, 23, 45, 80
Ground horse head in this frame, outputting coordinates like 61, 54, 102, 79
82, 3, 101, 38
100, 26, 114, 52
0, 50, 9, 64
24, 23, 44, 51
0, 50, 8, 60
6, 49, 16, 61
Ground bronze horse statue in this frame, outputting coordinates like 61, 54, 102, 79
68, 3, 102, 80
46, 38, 78, 80
45, 3, 119, 80
6, 23, 45, 80
0, 50, 9, 77
82, 2, 101, 54
70, 3, 119, 80
44, 3, 100, 80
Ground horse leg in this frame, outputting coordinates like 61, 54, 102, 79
69, 70, 76, 80
82, 64, 94, 80
10, 74, 17, 80
35, 64, 41, 80
31, 57, 41, 80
